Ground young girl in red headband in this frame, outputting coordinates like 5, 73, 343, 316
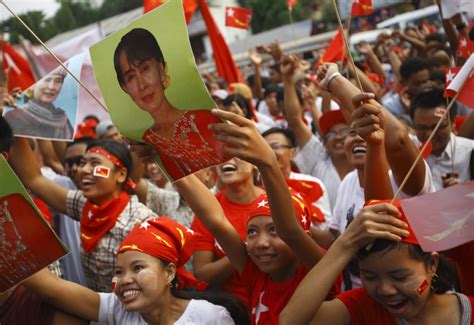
173, 109, 340, 324
8, 138, 155, 292
21, 217, 247, 324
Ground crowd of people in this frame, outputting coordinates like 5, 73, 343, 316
0, 2, 474, 324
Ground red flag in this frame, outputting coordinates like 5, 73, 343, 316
144, 0, 198, 24
456, 35, 474, 61
400, 181, 474, 252
2, 42, 35, 92
445, 54, 474, 108
351, 0, 374, 17
199, 0, 243, 85
319, 29, 346, 65
93, 166, 110, 178
288, 0, 298, 11
225, 6, 252, 30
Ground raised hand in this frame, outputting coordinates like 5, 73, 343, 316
209, 109, 275, 168
351, 92, 385, 145
248, 48, 263, 66
280, 54, 298, 80
316, 63, 340, 91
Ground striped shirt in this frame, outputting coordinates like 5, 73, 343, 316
66, 190, 155, 292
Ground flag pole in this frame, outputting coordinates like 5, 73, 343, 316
330, 0, 363, 91
446, 99, 456, 175
288, 7, 298, 49
0, 1, 109, 113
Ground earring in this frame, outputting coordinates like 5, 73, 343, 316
430, 274, 439, 292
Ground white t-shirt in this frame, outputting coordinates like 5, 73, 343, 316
94, 294, 235, 325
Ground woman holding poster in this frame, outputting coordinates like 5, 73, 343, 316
113, 28, 228, 181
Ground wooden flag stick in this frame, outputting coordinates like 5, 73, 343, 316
330, 0, 363, 91
0, 0, 109, 113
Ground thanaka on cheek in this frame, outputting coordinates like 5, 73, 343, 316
137, 269, 159, 290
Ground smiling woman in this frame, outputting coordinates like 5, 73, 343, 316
113, 28, 228, 180
3, 67, 74, 140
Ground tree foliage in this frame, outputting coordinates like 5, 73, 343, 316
238, 0, 317, 33
1, 0, 142, 44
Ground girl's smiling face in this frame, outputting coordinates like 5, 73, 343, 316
246, 216, 298, 281
359, 244, 438, 320
114, 251, 175, 313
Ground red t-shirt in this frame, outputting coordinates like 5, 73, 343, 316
191, 191, 259, 304
446, 241, 474, 296
241, 260, 340, 325
337, 288, 474, 325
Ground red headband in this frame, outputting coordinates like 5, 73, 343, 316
87, 146, 136, 190
247, 193, 311, 231
118, 216, 205, 290
365, 199, 419, 245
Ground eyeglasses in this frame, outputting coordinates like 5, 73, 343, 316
414, 121, 449, 133
65, 156, 83, 168
325, 128, 349, 140
269, 143, 293, 151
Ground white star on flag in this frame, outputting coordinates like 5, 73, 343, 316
226, 7, 234, 17
460, 38, 467, 47
257, 199, 268, 208
186, 228, 194, 235
446, 70, 456, 83
88, 211, 93, 220
302, 214, 307, 225
252, 291, 269, 323
295, 193, 304, 200
140, 220, 151, 230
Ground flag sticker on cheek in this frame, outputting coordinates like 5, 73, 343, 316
93, 165, 110, 178
111, 276, 118, 292
434, 107, 447, 118
415, 278, 430, 297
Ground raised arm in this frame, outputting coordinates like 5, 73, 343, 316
281, 55, 313, 148
280, 203, 408, 325
8, 137, 69, 213
319, 64, 427, 196
351, 93, 393, 200
174, 174, 247, 273
249, 48, 264, 100
37, 139, 65, 175
210, 109, 324, 269
22, 268, 99, 321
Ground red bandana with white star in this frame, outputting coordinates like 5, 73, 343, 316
246, 193, 311, 230
81, 191, 130, 252
118, 216, 205, 290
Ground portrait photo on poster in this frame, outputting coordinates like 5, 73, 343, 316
2, 53, 84, 141
90, 0, 229, 181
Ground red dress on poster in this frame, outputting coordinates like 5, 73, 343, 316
142, 110, 230, 181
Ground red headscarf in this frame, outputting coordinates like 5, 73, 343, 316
247, 193, 311, 231
118, 216, 206, 290
319, 110, 346, 137
365, 199, 419, 245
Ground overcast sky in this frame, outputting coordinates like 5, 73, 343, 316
0, 0, 60, 21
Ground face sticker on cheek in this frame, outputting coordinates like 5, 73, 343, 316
111, 276, 118, 292
396, 276, 430, 298
136, 269, 159, 290
93, 165, 110, 178
434, 107, 447, 118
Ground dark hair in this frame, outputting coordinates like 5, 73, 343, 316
114, 28, 165, 86
400, 57, 429, 81
429, 69, 446, 85
83, 115, 100, 123
161, 261, 250, 324
67, 136, 94, 149
86, 140, 133, 181
0, 116, 13, 153
263, 85, 283, 99
409, 86, 457, 121
425, 33, 446, 44
223, 93, 254, 120
357, 240, 456, 294
261, 127, 297, 148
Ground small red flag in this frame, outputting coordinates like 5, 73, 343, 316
351, 0, 374, 17
199, 0, 243, 85
445, 55, 474, 108
288, 0, 298, 11
93, 166, 110, 178
144, 0, 198, 24
318, 29, 346, 66
225, 6, 252, 30
1, 42, 35, 92
415, 279, 430, 296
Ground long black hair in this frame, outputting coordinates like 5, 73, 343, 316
161, 261, 250, 324
357, 240, 457, 294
